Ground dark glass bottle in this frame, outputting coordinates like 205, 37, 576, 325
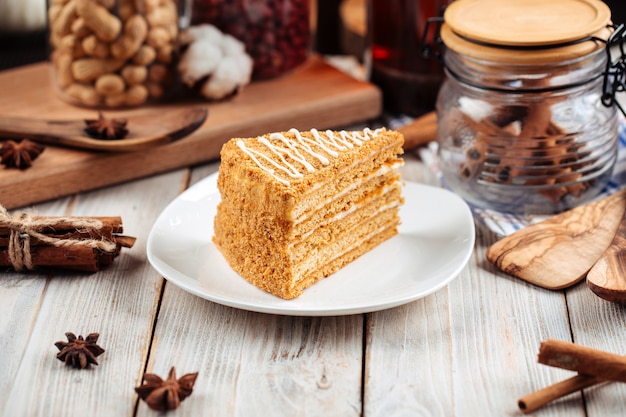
368, 0, 448, 116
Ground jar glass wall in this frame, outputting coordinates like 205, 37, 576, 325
436, 48, 618, 213
191, 0, 311, 80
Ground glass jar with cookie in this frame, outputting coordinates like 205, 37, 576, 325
47, 0, 182, 108
435, 0, 623, 214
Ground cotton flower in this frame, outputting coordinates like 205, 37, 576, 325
178, 24, 253, 100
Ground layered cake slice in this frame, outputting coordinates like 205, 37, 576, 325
213, 127, 405, 299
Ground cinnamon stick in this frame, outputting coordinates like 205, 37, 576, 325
398, 110, 438, 150
518, 374, 604, 414
0, 229, 134, 249
0, 216, 124, 236
538, 338, 626, 382
0, 245, 106, 272
518, 339, 625, 413
452, 93, 596, 206
0, 211, 135, 273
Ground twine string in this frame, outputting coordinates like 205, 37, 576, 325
0, 204, 117, 271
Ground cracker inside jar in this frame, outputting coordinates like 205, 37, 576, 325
48, 0, 180, 108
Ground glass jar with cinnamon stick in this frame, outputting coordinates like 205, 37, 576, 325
435, 0, 623, 214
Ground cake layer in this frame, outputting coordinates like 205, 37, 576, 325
291, 161, 403, 227
214, 184, 401, 288
214, 168, 402, 265
217, 128, 404, 221
293, 206, 401, 279
213, 183, 402, 298
289, 144, 403, 220
217, 164, 401, 243
289, 222, 400, 298
217, 205, 400, 299
290, 185, 403, 260
213, 127, 405, 299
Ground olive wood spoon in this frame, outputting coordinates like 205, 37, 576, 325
587, 207, 626, 304
486, 189, 626, 289
0, 107, 208, 152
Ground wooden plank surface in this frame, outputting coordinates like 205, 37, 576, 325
0, 197, 71, 414
567, 282, 626, 416
0, 56, 381, 210
365, 162, 577, 416
0, 169, 186, 417
134, 163, 365, 417
3, 151, 625, 416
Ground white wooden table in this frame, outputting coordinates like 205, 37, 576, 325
1, 148, 626, 417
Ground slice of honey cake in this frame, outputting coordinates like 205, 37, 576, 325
213, 127, 404, 299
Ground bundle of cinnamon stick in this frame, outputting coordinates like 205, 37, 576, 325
519, 339, 625, 413
0, 205, 135, 273
453, 102, 596, 205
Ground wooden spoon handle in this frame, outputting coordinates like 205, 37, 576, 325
587, 208, 626, 303
0, 116, 83, 141
397, 111, 438, 150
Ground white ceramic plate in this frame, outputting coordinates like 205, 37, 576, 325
147, 172, 475, 316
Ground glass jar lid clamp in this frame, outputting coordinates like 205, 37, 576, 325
420, 0, 626, 116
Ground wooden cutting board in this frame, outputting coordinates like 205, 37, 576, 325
0, 56, 382, 209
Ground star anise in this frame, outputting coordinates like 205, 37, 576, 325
135, 367, 199, 411
84, 112, 129, 140
54, 332, 105, 369
0, 139, 45, 169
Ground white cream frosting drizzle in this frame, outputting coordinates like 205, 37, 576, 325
237, 128, 384, 186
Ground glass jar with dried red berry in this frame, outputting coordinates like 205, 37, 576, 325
191, 0, 311, 79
